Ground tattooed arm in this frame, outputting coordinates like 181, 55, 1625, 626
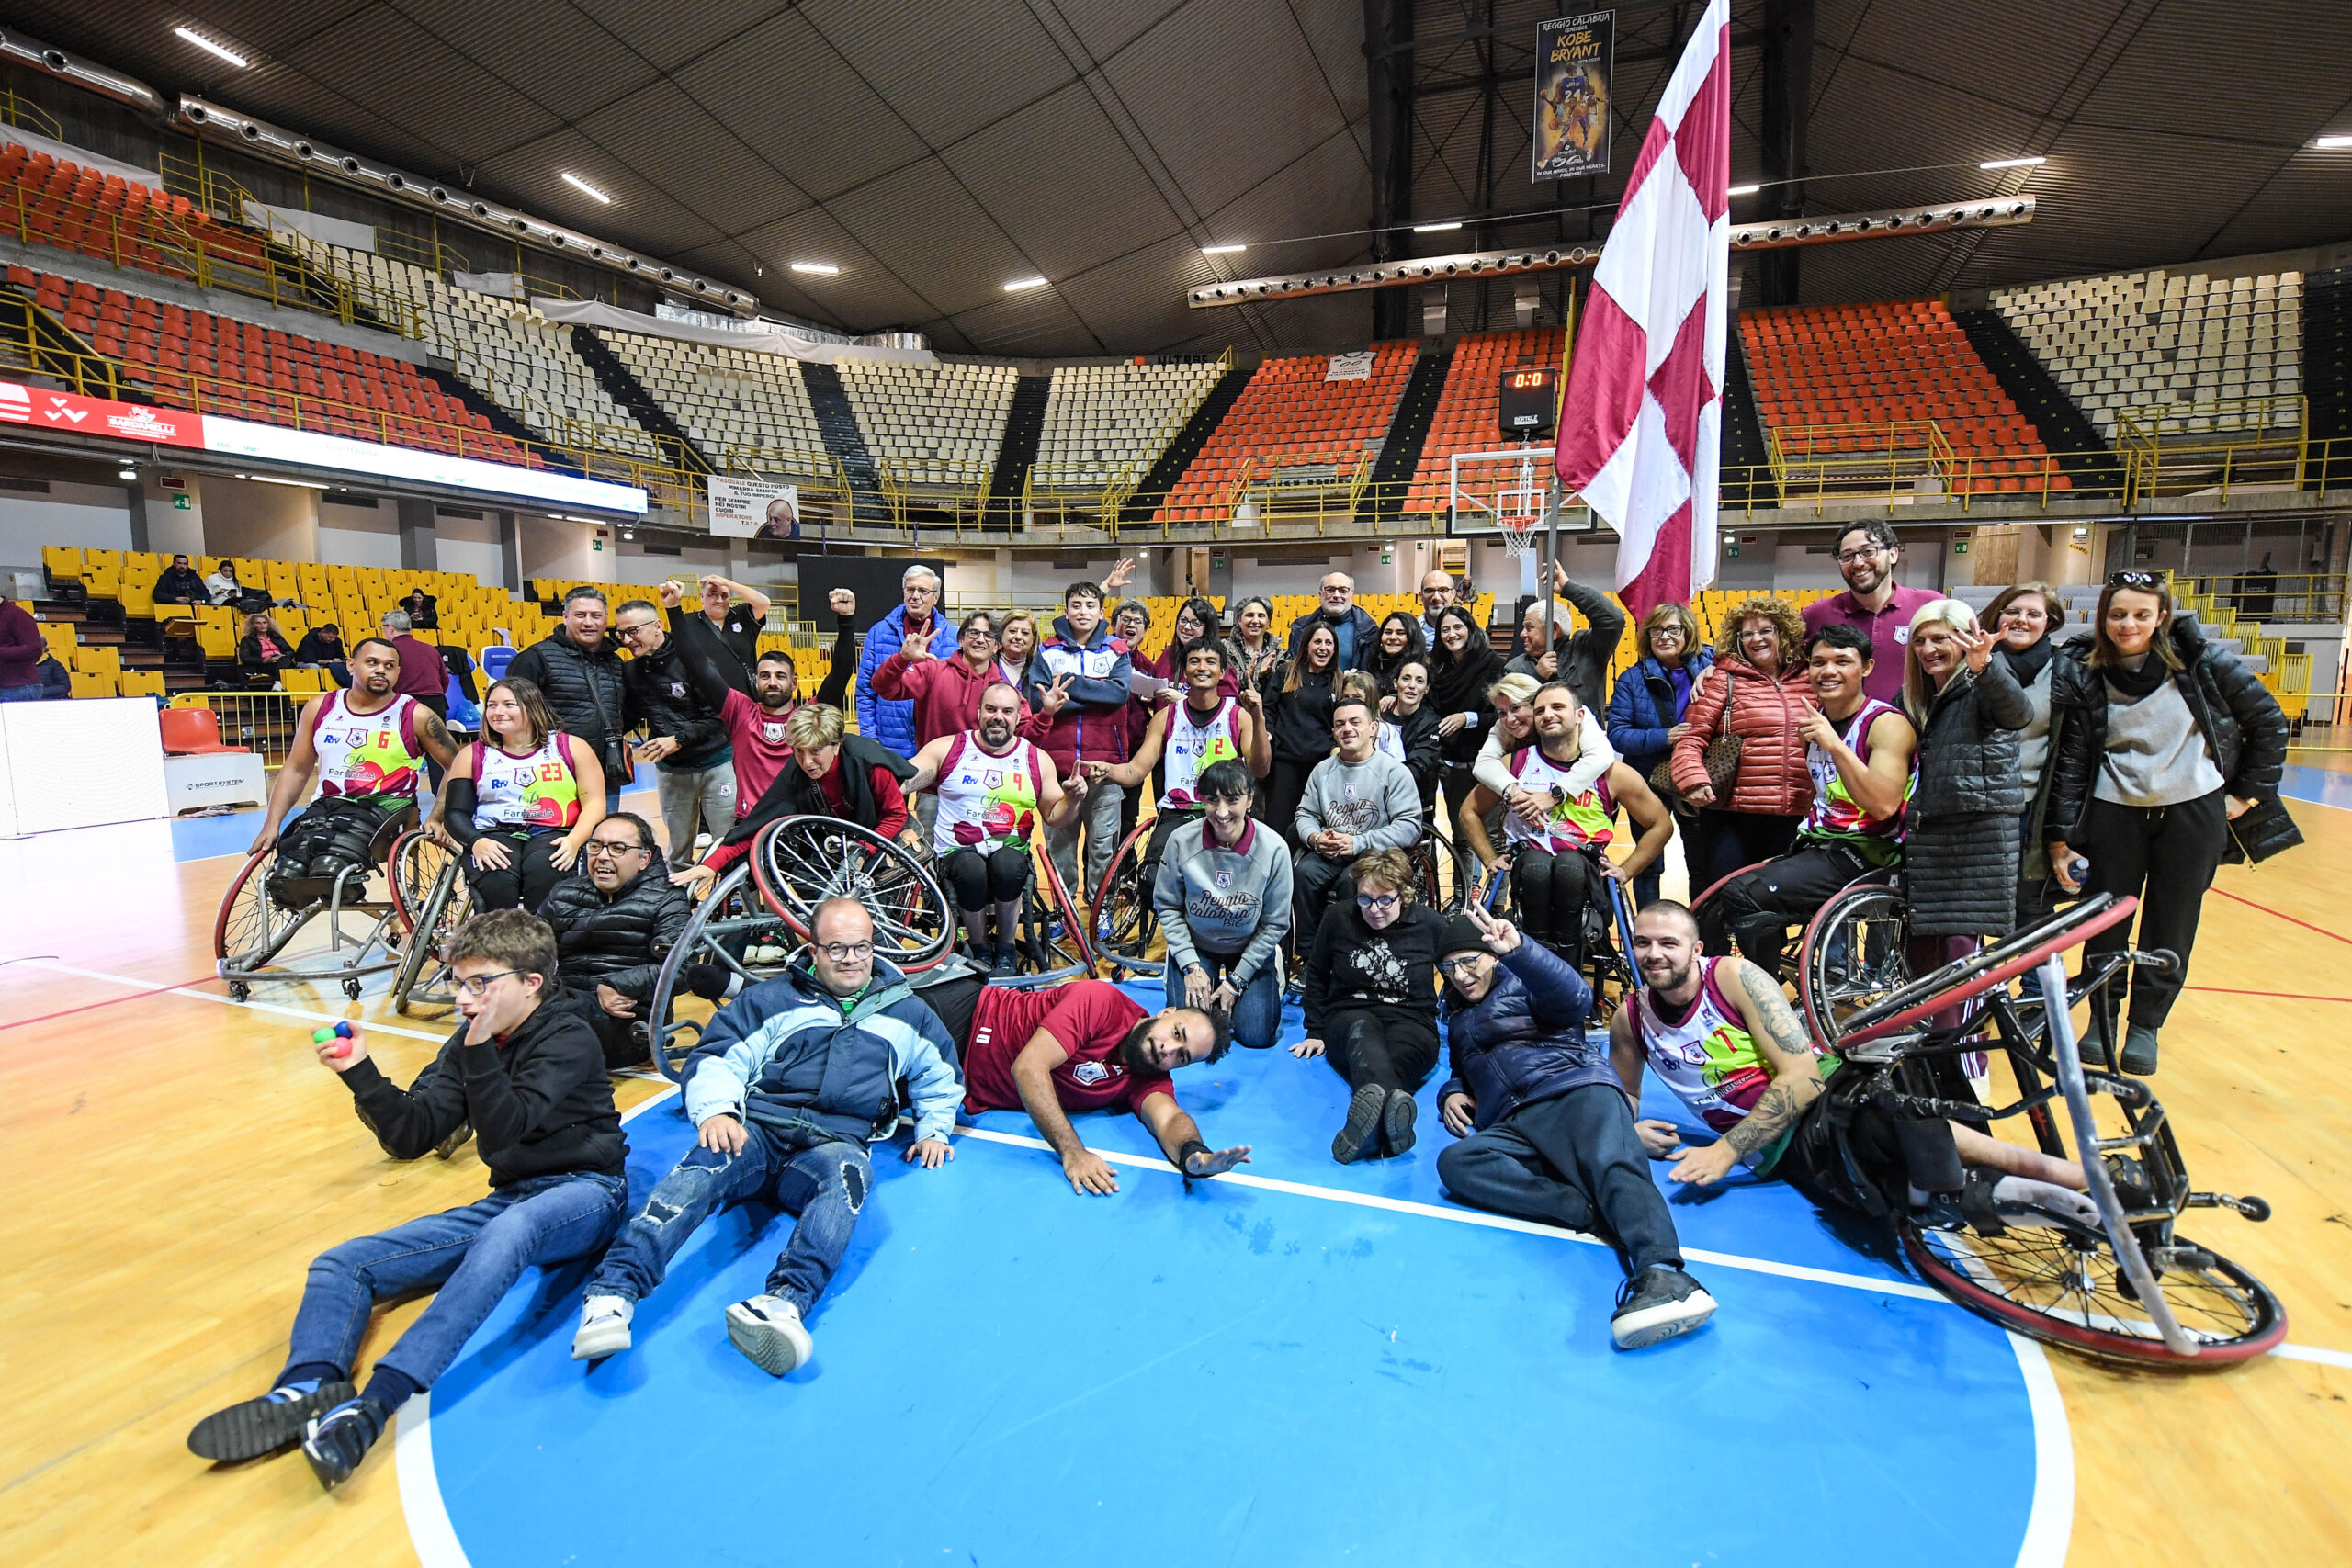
1667, 957, 1827, 1187
413, 704, 460, 772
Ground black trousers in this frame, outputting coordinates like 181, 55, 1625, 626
1437, 1084, 1682, 1278
912, 971, 981, 1075
1266, 758, 1316, 852
462, 830, 567, 914
1699, 840, 1873, 964
1515, 846, 1599, 963
2074, 788, 2227, 1030
1293, 852, 1353, 943
943, 844, 1029, 907
1774, 1092, 1966, 1213
570, 990, 650, 1071
1320, 1004, 1441, 1094
1689, 808, 1803, 895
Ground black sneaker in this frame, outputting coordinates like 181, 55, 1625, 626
434, 1122, 473, 1160
300, 1395, 388, 1491
1330, 1082, 1387, 1165
1381, 1089, 1418, 1157
187, 1379, 356, 1462
682, 963, 730, 1001
1610, 1265, 1717, 1350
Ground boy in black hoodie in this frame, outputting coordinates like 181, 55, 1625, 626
186, 909, 627, 1490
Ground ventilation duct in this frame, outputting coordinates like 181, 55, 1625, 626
0, 28, 167, 119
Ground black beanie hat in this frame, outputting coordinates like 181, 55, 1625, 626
1439, 913, 1489, 962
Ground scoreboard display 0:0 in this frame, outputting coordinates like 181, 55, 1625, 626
1497, 366, 1559, 438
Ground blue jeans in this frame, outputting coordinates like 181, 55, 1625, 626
1167, 949, 1283, 1051
589, 1122, 872, 1315
0, 683, 43, 702
279, 1172, 626, 1391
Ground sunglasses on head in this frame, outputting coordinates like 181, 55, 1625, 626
2109, 570, 2162, 589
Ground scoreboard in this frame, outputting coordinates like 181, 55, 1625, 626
1498, 366, 1559, 439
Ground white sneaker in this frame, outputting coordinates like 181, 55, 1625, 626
725, 1294, 812, 1377
571, 1294, 634, 1360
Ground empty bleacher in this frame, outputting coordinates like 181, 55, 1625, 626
0, 144, 267, 282
1741, 300, 2066, 495
1991, 266, 2303, 440
600, 332, 830, 473
833, 359, 1018, 490
1155, 344, 1418, 523
1034, 361, 1227, 490
1401, 329, 1564, 517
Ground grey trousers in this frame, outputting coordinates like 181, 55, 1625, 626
1046, 776, 1125, 904
656, 761, 738, 870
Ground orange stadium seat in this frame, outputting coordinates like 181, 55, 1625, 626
158, 707, 248, 756
1154, 344, 1418, 523
1403, 328, 1566, 515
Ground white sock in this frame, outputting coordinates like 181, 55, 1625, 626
1991, 1175, 2101, 1229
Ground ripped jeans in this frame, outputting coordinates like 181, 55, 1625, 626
587, 1123, 872, 1316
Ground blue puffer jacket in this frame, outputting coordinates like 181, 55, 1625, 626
1442, 939, 1612, 1132
855, 604, 956, 757
1605, 649, 1713, 782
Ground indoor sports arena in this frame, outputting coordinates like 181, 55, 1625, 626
5, 3, 2352, 1564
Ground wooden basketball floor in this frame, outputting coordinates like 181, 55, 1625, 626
2, 776, 2348, 1566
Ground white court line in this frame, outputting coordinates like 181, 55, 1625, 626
2009, 1333, 2075, 1568
20, 958, 451, 1042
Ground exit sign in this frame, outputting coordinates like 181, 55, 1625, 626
171, 493, 191, 510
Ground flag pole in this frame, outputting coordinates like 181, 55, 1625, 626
1541, 276, 1578, 645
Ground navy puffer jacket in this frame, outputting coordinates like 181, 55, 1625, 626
1441, 939, 1612, 1132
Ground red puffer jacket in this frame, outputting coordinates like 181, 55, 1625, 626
1668, 657, 1815, 816
871, 647, 1051, 751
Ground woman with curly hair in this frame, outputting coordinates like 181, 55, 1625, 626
1668, 595, 1814, 892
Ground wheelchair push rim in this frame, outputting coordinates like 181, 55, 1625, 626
1091, 817, 1167, 979
649, 864, 801, 1082
1798, 881, 1913, 1046
389, 830, 472, 1015
751, 815, 953, 974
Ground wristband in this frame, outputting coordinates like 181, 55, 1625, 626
1175, 1138, 1212, 1176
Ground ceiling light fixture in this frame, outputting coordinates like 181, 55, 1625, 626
790, 261, 840, 276
1002, 276, 1048, 291
1413, 220, 1464, 233
1202, 243, 1247, 255
560, 172, 612, 204
243, 473, 329, 490
2314, 134, 2352, 151
1980, 155, 2046, 170
117, 467, 138, 481
1727, 183, 1761, 197
174, 27, 248, 67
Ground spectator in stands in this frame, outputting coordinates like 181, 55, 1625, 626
1901, 600, 2031, 952
153, 553, 207, 605
1670, 596, 1814, 892
1231, 595, 1286, 699
876, 608, 1050, 751
36, 649, 70, 700
1155, 760, 1290, 1054
1607, 603, 1711, 907
568, 899, 957, 1375
1295, 846, 1445, 1164
1506, 562, 1626, 716
381, 610, 448, 719
508, 586, 635, 818
1360, 664, 1441, 815
611, 598, 734, 874
1987, 581, 2087, 929
1435, 903, 1716, 1350
1025, 572, 1138, 907
1802, 521, 1938, 705
0, 585, 44, 701
1293, 694, 1423, 941
538, 810, 692, 1070
239, 612, 294, 679
398, 586, 438, 632
1264, 619, 1340, 846
203, 559, 246, 607
1426, 605, 1508, 830
854, 565, 956, 767
690, 574, 772, 682
187, 909, 626, 1488
994, 611, 1040, 694
1286, 571, 1379, 671
292, 620, 346, 670
440, 677, 608, 913
1363, 610, 1427, 693
683, 702, 915, 893
1697, 626, 1915, 964
2044, 573, 2291, 1075
2240, 553, 2278, 621
1418, 569, 1458, 648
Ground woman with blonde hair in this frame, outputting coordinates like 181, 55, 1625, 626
1900, 597, 2030, 945
1668, 595, 1812, 890
1293, 846, 1447, 1164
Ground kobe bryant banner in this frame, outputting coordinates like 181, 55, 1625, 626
1533, 12, 1614, 181
706, 474, 800, 540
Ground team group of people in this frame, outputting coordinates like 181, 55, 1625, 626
197, 527, 2296, 1492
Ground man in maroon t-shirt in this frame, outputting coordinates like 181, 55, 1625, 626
1799, 521, 1939, 706
927, 974, 1250, 1196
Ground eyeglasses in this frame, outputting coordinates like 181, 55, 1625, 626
1834, 547, 1888, 565
454, 970, 515, 998
820, 940, 875, 962
584, 838, 645, 858
1437, 954, 1486, 976
1355, 891, 1401, 911
2109, 570, 2161, 588
613, 621, 660, 642
963, 626, 1000, 641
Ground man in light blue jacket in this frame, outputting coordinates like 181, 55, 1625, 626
854, 566, 956, 747
571, 899, 960, 1376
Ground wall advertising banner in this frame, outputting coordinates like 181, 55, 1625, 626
707, 473, 801, 539
1533, 12, 1614, 182
0, 380, 204, 447
1325, 350, 1374, 381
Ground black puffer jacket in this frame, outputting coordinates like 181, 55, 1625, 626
1905, 653, 2031, 937
540, 866, 694, 1003
507, 632, 636, 778
620, 634, 729, 771
2043, 615, 2288, 844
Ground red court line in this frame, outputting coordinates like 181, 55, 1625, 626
2211, 888, 2352, 947
0, 973, 224, 1032
2185, 986, 2352, 1005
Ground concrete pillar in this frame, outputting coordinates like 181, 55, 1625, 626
496, 510, 521, 592
204, 476, 318, 562
397, 496, 438, 571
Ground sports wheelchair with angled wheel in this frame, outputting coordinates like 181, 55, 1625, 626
386, 828, 473, 1015
216, 803, 423, 1001
1810, 894, 2283, 1367
1090, 808, 1189, 981
1467, 841, 1642, 1021
1688, 856, 1907, 1043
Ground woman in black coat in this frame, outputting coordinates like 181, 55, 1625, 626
1986, 581, 2097, 929
1900, 599, 2030, 941
1263, 619, 1340, 848
1426, 604, 1507, 839
1291, 847, 1445, 1165
2043, 573, 2290, 1074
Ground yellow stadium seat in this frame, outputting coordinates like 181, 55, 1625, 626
68, 672, 110, 698
40, 623, 74, 656
118, 671, 165, 697
42, 546, 83, 580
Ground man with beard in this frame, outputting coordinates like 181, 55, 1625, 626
1615, 901, 2097, 1231
1285, 570, 1381, 671
245, 636, 459, 880
918, 966, 1250, 1197
900, 682, 1090, 974
668, 584, 857, 838
1801, 521, 1939, 706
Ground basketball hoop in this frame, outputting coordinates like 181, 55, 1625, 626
1498, 511, 1540, 556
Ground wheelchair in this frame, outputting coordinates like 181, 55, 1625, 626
215, 802, 435, 1000
1468, 840, 1642, 1022
1812, 893, 2282, 1367
1091, 808, 1190, 980
1688, 856, 1906, 1044
386, 829, 474, 1015
947, 836, 1093, 981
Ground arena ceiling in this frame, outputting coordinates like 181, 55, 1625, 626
14, 1, 2352, 356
